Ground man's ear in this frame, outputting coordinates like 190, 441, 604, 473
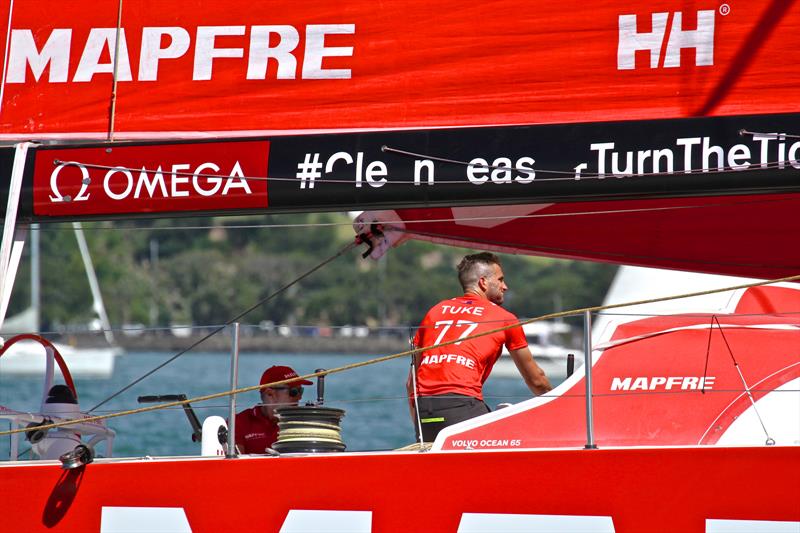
477, 276, 487, 291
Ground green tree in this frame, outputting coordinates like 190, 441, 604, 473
26, 214, 617, 333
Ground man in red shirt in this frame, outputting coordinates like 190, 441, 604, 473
408, 252, 552, 442
234, 365, 312, 454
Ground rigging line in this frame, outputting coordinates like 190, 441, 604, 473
381, 145, 555, 173
390, 197, 800, 223
394, 225, 800, 272
107, 0, 124, 142
410, 353, 424, 449
36, 222, 349, 232
53, 152, 799, 187
61, 311, 800, 338
599, 310, 800, 318
695, 0, 795, 116
701, 314, 715, 395
712, 315, 775, 444
32, 195, 800, 235
712, 315, 739, 366
0, 0, 14, 116
741, 130, 800, 140
597, 311, 800, 322
381, 145, 800, 178
87, 239, 359, 413
5, 271, 800, 437
0, 323, 226, 337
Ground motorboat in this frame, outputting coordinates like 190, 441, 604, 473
491, 320, 583, 381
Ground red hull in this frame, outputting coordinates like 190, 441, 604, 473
1, 446, 798, 532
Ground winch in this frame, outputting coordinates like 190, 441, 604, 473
272, 368, 346, 453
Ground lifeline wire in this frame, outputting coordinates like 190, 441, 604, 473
88, 239, 358, 412
5, 271, 800, 438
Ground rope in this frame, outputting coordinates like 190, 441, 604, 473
87, 239, 359, 412
3, 271, 800, 438
741, 130, 800, 140
711, 314, 775, 444
701, 314, 715, 394
381, 144, 800, 179
410, 348, 424, 447
107, 0, 124, 141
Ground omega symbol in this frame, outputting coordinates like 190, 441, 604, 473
49, 162, 91, 203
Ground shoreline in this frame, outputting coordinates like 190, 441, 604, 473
60, 331, 412, 355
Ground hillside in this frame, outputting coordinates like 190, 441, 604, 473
7, 213, 617, 336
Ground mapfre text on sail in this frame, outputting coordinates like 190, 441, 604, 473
6, 25, 356, 82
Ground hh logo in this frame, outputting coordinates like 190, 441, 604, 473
617, 10, 715, 70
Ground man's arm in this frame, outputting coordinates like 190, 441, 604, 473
509, 346, 553, 395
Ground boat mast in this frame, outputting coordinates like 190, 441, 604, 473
73, 222, 117, 347
0, 143, 33, 333
31, 223, 39, 332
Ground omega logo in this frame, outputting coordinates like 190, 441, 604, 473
49, 162, 91, 203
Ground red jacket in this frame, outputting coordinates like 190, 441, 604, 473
234, 406, 278, 454
414, 294, 526, 400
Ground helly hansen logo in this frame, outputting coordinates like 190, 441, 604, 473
617, 10, 715, 70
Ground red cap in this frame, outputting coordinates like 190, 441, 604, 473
259, 365, 313, 388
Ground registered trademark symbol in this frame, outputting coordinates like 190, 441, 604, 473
719, 4, 730, 15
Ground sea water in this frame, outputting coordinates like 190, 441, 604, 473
0, 352, 536, 459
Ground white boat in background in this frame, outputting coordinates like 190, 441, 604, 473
0, 224, 121, 378
491, 320, 583, 380
592, 265, 766, 341
0, 342, 120, 379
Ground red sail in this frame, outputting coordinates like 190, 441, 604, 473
358, 195, 800, 278
0, 1, 798, 138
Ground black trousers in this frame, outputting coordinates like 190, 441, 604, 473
415, 394, 490, 442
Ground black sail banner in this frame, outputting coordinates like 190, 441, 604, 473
6, 112, 799, 223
